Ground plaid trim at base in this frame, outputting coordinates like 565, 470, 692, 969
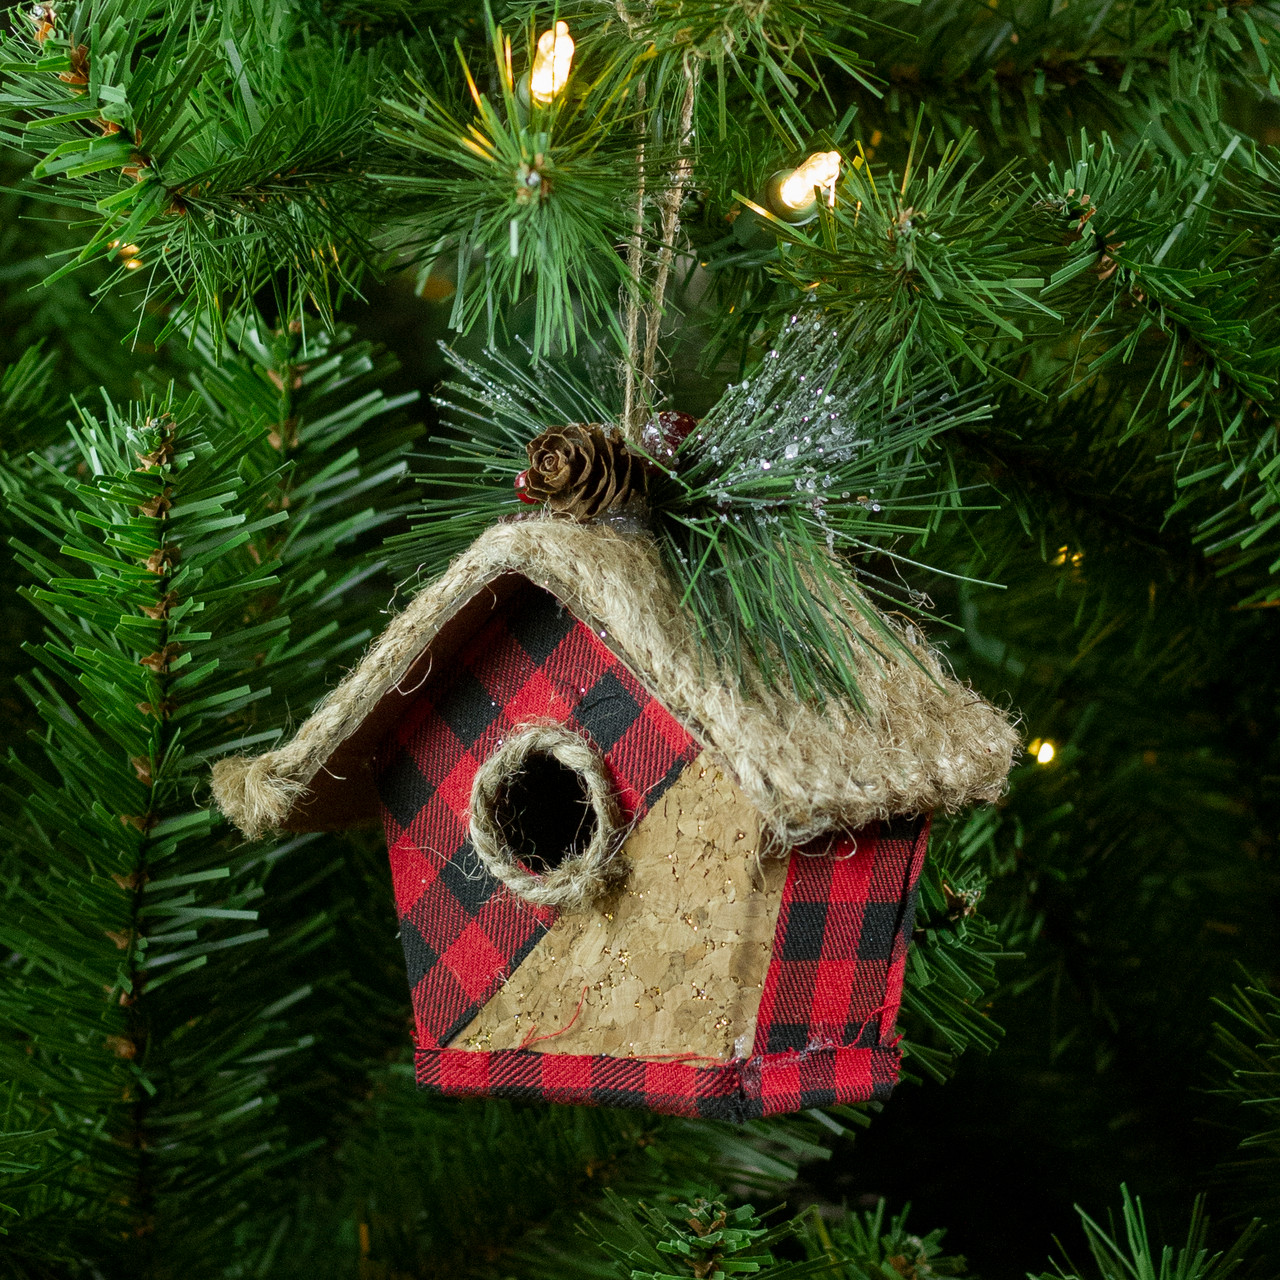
376, 584, 701, 1051
753, 814, 931, 1057
415, 1042, 902, 1121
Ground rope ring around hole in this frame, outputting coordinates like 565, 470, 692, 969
469, 724, 627, 911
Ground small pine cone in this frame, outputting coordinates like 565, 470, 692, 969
524, 423, 647, 520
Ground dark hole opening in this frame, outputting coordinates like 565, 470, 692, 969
493, 752, 597, 875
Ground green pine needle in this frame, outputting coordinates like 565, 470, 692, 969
1034, 1187, 1261, 1280
0, 1, 390, 335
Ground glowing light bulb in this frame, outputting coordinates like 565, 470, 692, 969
777, 151, 841, 213
1036, 740, 1055, 765
529, 21, 574, 103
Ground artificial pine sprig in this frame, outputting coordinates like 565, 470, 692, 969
0, 1091, 59, 1259
896, 805, 1010, 1084
171, 306, 422, 731
803, 1198, 970, 1278
391, 320, 988, 707
178, 307, 421, 571
1212, 975, 1280, 1225
591, 1194, 973, 1280
385, 340, 618, 579
590, 1191, 827, 1280
273, 1067, 844, 1277
0, 393, 307, 1262
0, 346, 57, 445
845, 0, 1280, 161
0, 331, 417, 1267
651, 313, 991, 704
1032, 1188, 1260, 1280
749, 128, 1058, 397
598, 0, 897, 110
743, 125, 1280, 612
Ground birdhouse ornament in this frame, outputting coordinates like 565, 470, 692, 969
212, 326, 1018, 1120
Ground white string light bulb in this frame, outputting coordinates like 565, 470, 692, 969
529, 21, 574, 103
763, 151, 842, 226
776, 151, 841, 213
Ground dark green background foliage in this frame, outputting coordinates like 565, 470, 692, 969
1, 0, 1279, 1276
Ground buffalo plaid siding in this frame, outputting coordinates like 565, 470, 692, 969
375, 585, 701, 1050
753, 815, 931, 1057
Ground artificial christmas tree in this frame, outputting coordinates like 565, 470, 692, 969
1, 0, 1278, 1276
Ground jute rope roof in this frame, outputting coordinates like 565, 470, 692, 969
211, 517, 1019, 842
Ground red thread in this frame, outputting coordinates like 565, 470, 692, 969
844, 999, 893, 1047
518, 985, 589, 1048
782, 1001, 894, 1060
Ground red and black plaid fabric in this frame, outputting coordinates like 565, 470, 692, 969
415, 1043, 901, 1122
376, 585, 700, 1050
411, 815, 931, 1120
753, 815, 931, 1056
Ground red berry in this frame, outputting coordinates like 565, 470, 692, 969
656, 410, 697, 449
514, 470, 540, 504
641, 410, 699, 463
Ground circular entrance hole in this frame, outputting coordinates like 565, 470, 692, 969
469, 725, 626, 910
493, 752, 598, 875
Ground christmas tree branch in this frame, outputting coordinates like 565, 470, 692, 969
0, 306, 419, 1264
897, 806, 1011, 1082
1032, 1187, 1261, 1280
376, 12, 649, 360
0, 0, 390, 334
1212, 974, 1280, 1226
851, 0, 1279, 158
264, 1064, 844, 1279
0, 394, 301, 1260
